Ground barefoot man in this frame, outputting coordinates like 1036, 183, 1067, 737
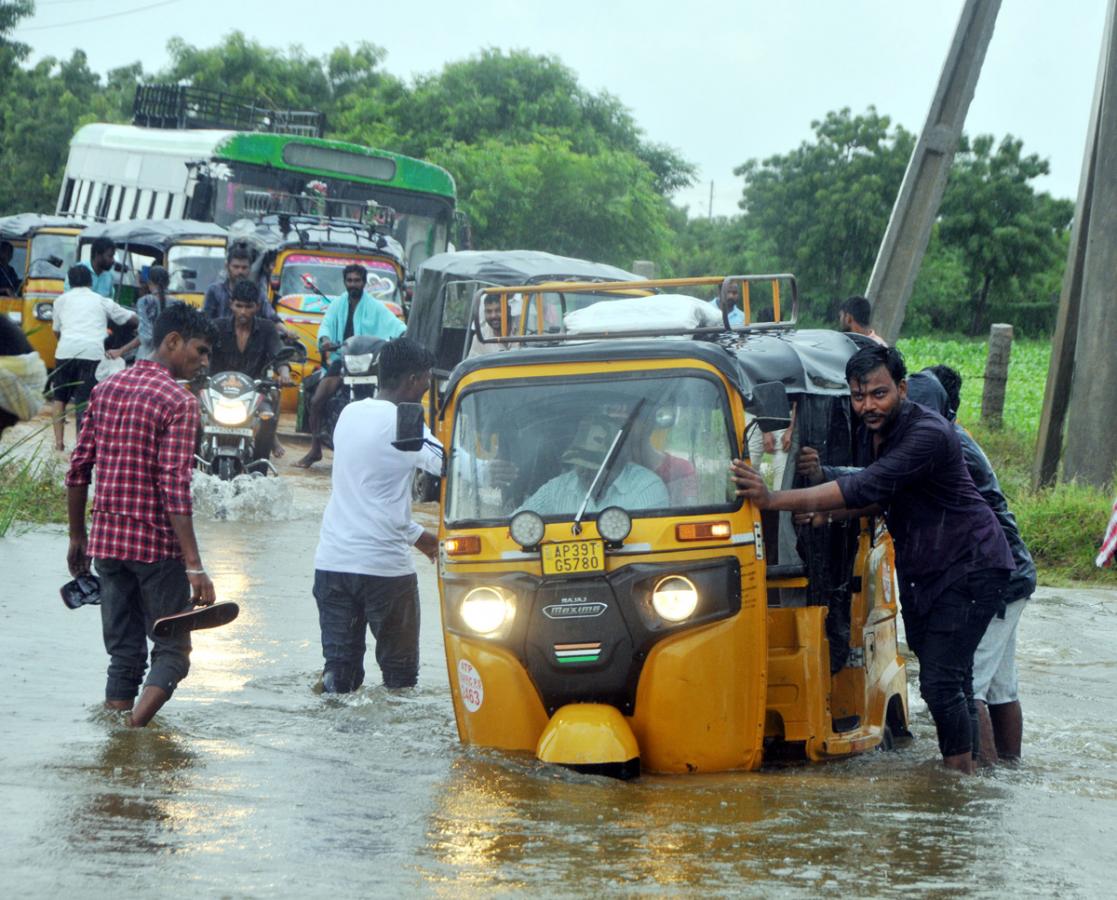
65, 304, 218, 727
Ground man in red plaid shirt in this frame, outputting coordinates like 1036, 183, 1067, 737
66, 304, 218, 727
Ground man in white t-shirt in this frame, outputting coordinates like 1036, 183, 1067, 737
312, 337, 441, 692
50, 264, 136, 450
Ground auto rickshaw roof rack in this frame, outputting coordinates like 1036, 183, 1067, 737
230, 212, 404, 266
473, 274, 799, 346
133, 84, 326, 138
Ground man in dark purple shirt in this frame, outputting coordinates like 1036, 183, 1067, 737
732, 344, 1014, 773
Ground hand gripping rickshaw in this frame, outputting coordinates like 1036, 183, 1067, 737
397, 275, 910, 777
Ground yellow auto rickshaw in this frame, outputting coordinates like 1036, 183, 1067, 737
404, 275, 909, 777
252, 214, 406, 414
0, 214, 90, 367
77, 219, 229, 310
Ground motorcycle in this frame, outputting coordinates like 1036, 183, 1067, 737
196, 345, 302, 480
297, 334, 386, 450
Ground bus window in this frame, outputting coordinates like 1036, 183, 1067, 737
60, 178, 75, 214
113, 188, 125, 221
147, 192, 158, 218
98, 186, 114, 221
129, 188, 141, 219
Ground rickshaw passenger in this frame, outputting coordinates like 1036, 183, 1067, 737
467, 295, 512, 358
519, 416, 668, 516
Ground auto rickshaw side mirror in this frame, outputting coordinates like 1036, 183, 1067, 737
393, 402, 426, 452
747, 381, 792, 433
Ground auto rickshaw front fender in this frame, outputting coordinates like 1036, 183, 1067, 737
536, 703, 640, 779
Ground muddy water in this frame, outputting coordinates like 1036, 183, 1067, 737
1, 465, 1115, 897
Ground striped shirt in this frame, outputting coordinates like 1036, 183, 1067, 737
65, 360, 199, 562
520, 463, 669, 517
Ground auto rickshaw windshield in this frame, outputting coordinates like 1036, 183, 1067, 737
28, 233, 79, 278
278, 254, 400, 303
168, 245, 226, 291
446, 374, 737, 523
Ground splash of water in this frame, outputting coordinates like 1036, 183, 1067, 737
191, 470, 296, 521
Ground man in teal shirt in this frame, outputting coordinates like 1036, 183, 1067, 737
65, 237, 116, 297
295, 264, 406, 468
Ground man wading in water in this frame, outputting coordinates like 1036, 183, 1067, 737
66, 304, 218, 727
733, 345, 1014, 773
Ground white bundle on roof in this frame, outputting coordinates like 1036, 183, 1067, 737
563, 294, 723, 336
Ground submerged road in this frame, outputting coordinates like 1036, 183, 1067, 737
1, 456, 1115, 896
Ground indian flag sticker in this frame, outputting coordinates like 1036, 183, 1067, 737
458, 659, 484, 712
554, 642, 603, 665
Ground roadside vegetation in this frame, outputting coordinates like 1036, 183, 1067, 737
899, 337, 1115, 586
0, 424, 66, 537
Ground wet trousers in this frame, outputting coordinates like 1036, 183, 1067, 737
96, 557, 192, 701
903, 568, 1008, 758
313, 569, 420, 691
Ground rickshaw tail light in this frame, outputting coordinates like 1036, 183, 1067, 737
444, 535, 481, 556
676, 521, 732, 542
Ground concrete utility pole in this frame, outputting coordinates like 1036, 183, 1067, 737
1040, 0, 1117, 489
867, 0, 1001, 344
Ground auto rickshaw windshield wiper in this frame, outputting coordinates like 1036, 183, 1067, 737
572, 398, 645, 535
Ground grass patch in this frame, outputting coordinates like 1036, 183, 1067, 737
0, 426, 68, 537
896, 336, 1115, 586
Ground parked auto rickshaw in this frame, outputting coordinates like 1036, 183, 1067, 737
406, 275, 909, 777
404, 250, 644, 500
0, 214, 90, 366
77, 219, 229, 309
243, 214, 405, 414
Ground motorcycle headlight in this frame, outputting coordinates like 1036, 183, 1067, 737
652, 575, 699, 622
213, 397, 250, 426
344, 353, 374, 374
460, 586, 515, 635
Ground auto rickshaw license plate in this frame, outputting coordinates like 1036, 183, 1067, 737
542, 540, 605, 576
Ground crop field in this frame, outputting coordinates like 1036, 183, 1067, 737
896, 336, 1050, 438
897, 336, 1114, 584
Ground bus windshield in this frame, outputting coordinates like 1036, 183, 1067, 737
446, 374, 736, 524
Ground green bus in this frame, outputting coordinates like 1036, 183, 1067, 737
56, 86, 458, 271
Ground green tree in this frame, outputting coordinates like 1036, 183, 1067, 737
733, 107, 914, 323
430, 135, 672, 266
397, 49, 693, 194
938, 134, 1074, 334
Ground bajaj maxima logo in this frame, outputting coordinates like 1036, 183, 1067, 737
542, 596, 608, 620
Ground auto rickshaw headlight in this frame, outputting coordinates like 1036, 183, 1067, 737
652, 575, 699, 622
510, 510, 545, 549
597, 506, 631, 544
460, 586, 515, 635
34, 302, 53, 321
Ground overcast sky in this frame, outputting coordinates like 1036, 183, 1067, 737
14, 0, 1108, 216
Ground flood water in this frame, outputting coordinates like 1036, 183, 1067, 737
1, 463, 1115, 897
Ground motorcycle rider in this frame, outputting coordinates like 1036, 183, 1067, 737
210, 279, 293, 460
295, 263, 406, 468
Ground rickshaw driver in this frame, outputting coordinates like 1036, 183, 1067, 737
519, 415, 668, 516
732, 344, 1014, 774
295, 263, 407, 468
